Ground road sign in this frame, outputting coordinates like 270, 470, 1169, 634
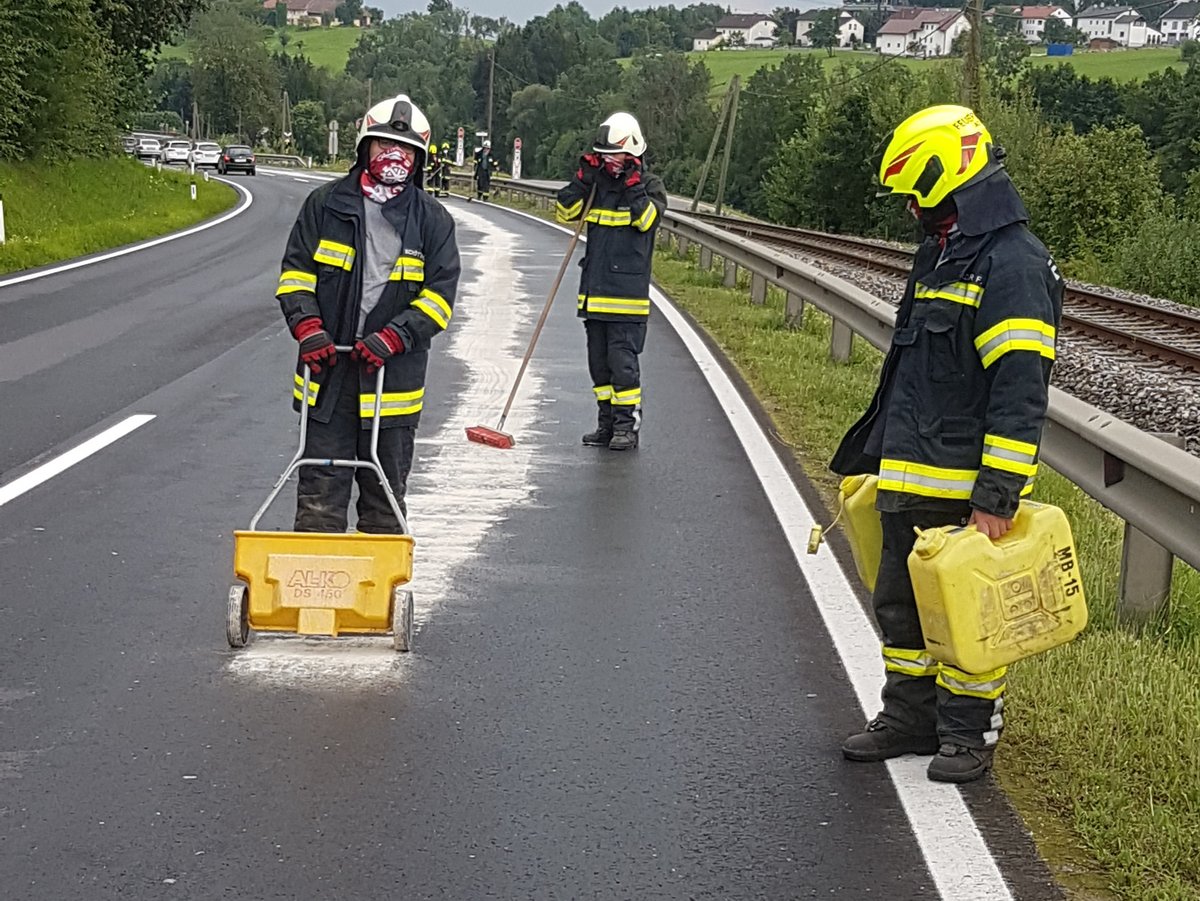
512, 137, 522, 180
456, 127, 465, 167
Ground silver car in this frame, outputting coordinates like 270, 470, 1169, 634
189, 141, 223, 169
134, 138, 161, 161
161, 140, 192, 165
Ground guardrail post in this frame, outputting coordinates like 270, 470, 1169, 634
723, 259, 737, 288
677, 235, 690, 257
785, 291, 805, 327
699, 246, 713, 270
1117, 432, 1185, 626
751, 272, 767, 305
830, 319, 854, 362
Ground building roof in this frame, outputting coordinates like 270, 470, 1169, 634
715, 13, 777, 29
877, 8, 961, 34
694, 28, 720, 39
1162, 1, 1200, 19
1020, 6, 1067, 18
264, 0, 340, 13
1076, 5, 1136, 19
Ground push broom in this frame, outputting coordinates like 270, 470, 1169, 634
466, 186, 596, 449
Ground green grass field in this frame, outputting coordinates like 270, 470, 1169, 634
686, 45, 1187, 95
0, 159, 237, 275
159, 24, 366, 73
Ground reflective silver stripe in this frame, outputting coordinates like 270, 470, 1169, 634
593, 385, 613, 401
878, 460, 976, 499
611, 388, 642, 406
359, 390, 424, 418
975, 318, 1057, 368
982, 445, 1038, 477
936, 667, 1007, 699
633, 203, 658, 231
883, 646, 938, 676
313, 240, 355, 270
915, 280, 983, 307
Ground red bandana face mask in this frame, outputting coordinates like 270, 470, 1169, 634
361, 147, 415, 203
601, 154, 625, 177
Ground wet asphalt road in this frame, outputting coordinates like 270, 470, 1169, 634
0, 172, 1060, 899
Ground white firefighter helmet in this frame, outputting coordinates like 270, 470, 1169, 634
593, 111, 646, 158
357, 94, 432, 159
483, 138, 491, 149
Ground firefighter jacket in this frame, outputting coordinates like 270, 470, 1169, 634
275, 169, 460, 429
474, 149, 496, 189
555, 168, 667, 322
830, 172, 1063, 518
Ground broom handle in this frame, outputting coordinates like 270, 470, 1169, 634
496, 185, 596, 431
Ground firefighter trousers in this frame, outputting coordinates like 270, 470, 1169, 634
585, 319, 646, 430
874, 506, 1007, 749
294, 371, 414, 534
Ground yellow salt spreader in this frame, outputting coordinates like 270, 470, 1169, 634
226, 352, 414, 651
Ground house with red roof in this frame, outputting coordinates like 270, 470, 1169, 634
875, 8, 970, 57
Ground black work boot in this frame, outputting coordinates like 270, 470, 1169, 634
608, 429, 638, 451
582, 404, 614, 447
842, 718, 939, 762
926, 743, 994, 783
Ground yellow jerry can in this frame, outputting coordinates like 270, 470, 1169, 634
908, 501, 1087, 673
840, 474, 883, 593
232, 531, 414, 638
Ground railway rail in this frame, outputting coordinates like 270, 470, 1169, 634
687, 211, 1200, 374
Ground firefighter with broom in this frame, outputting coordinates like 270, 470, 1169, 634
555, 112, 666, 451
275, 94, 461, 532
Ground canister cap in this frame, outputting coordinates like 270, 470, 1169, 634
912, 527, 948, 559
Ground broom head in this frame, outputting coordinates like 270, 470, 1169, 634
465, 425, 515, 449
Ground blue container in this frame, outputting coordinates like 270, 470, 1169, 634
1047, 43, 1074, 56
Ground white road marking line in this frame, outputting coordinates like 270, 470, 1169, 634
496, 203, 1013, 901
228, 205, 543, 686
0, 415, 156, 508
0, 183, 253, 291
262, 172, 278, 177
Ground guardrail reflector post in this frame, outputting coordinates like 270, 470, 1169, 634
699, 246, 713, 270
786, 292, 805, 327
1117, 432, 1184, 626
831, 319, 854, 362
751, 273, 767, 305
723, 259, 737, 287
190, 183, 197, 201
0, 195, 6, 245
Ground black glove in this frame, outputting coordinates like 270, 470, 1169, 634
576, 153, 601, 187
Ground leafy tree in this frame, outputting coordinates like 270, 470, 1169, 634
1043, 17, 1088, 45
1021, 66, 1123, 133
810, 10, 841, 55
189, 3, 279, 142
291, 99, 327, 156
771, 7, 803, 42
1181, 39, 1199, 63
147, 58, 195, 122
90, 0, 207, 71
336, 0, 363, 26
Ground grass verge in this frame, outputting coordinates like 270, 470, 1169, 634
648, 245, 1200, 901
0, 158, 237, 276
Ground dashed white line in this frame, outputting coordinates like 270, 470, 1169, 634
0, 415, 156, 508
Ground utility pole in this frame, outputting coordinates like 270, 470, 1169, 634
367, 77, 373, 109
191, 100, 199, 141
486, 46, 496, 141
281, 90, 292, 150
963, 0, 983, 109
713, 75, 741, 216
692, 80, 736, 212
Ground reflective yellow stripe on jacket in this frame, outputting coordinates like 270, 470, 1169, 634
578, 295, 651, 316
937, 663, 1008, 700
878, 459, 976, 500
632, 202, 658, 232
388, 255, 426, 283
556, 199, 583, 222
982, 434, 1039, 477
974, 318, 1056, 368
411, 288, 452, 331
292, 373, 319, 406
313, 239, 355, 271
277, 270, 316, 296
915, 280, 983, 308
882, 645, 939, 677
586, 207, 632, 227
359, 388, 425, 418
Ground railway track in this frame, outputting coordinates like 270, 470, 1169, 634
687, 211, 1200, 374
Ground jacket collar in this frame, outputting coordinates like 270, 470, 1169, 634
952, 169, 1028, 237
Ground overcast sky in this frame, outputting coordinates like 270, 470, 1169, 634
375, 2, 836, 24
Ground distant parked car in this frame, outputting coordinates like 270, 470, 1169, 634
218, 145, 256, 176
121, 135, 138, 155
189, 141, 223, 169
161, 140, 192, 165
134, 138, 161, 161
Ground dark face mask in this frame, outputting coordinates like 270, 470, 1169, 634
908, 196, 958, 239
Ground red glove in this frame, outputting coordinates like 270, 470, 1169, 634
352, 327, 404, 373
624, 157, 643, 187
293, 317, 337, 374
576, 153, 601, 187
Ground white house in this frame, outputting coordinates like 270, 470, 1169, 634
1159, 1, 1200, 43
262, 0, 364, 26
1016, 6, 1073, 42
714, 12, 780, 47
795, 8, 866, 47
875, 8, 969, 57
692, 28, 722, 51
1074, 6, 1161, 46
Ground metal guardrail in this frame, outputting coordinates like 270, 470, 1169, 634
256, 154, 312, 168
489, 176, 1200, 622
